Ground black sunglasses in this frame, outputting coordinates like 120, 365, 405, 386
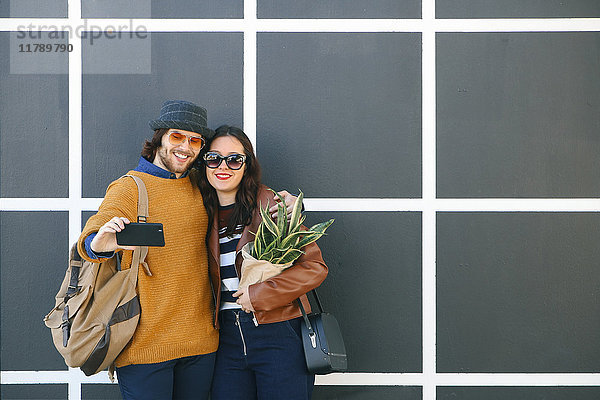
203, 152, 247, 170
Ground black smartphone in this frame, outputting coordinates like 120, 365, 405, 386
116, 223, 165, 247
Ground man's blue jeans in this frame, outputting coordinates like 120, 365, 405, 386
116, 352, 216, 400
211, 310, 314, 400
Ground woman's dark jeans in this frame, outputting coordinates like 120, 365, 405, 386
211, 310, 314, 400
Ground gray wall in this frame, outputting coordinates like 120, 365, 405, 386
0, 33, 69, 197
81, 0, 243, 18
2, 1, 600, 399
436, 0, 600, 18
1, 212, 69, 371
437, 213, 600, 372
257, 0, 421, 18
437, 32, 600, 198
0, 1, 67, 17
257, 32, 422, 198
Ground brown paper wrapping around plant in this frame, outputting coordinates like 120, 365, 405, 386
238, 243, 292, 289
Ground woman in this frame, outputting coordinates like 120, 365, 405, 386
197, 125, 328, 400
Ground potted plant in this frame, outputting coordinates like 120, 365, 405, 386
238, 189, 334, 289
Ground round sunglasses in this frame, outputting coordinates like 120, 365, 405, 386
167, 131, 206, 151
203, 152, 247, 170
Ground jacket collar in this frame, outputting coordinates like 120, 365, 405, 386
208, 212, 221, 268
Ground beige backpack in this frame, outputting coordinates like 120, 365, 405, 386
44, 174, 151, 378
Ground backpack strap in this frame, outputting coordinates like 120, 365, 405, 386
65, 244, 83, 302
60, 244, 85, 346
121, 174, 149, 223
121, 174, 152, 276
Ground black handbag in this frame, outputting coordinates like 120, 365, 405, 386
297, 289, 348, 374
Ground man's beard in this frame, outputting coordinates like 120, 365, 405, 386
156, 147, 194, 174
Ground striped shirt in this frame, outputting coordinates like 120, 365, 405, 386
218, 204, 244, 311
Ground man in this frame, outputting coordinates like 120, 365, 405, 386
78, 100, 296, 400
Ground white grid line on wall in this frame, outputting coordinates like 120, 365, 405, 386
243, 0, 258, 148
1, 0, 600, 399
2, 18, 600, 32
67, 0, 82, 249
67, 1, 83, 398
4, 198, 600, 212
3, 371, 600, 387
422, 1, 436, 398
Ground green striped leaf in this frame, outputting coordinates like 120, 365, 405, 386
274, 248, 305, 265
287, 191, 304, 235
267, 188, 290, 241
263, 239, 278, 255
308, 219, 334, 234
277, 202, 287, 241
295, 232, 325, 249
279, 230, 306, 249
287, 215, 306, 236
259, 203, 280, 237
261, 248, 277, 263
252, 224, 264, 258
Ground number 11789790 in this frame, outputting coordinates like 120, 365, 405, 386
18, 43, 73, 52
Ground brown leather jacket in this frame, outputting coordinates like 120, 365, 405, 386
208, 185, 328, 328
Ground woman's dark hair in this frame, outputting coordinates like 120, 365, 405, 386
197, 125, 262, 237
141, 128, 169, 161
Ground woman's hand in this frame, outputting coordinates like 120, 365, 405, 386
270, 190, 298, 219
233, 288, 255, 313
90, 217, 136, 253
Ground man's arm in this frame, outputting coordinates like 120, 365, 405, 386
89, 216, 134, 253
84, 233, 115, 260
83, 217, 136, 259
77, 178, 139, 262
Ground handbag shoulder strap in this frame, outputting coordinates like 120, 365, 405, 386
311, 289, 324, 314
297, 298, 318, 349
299, 289, 324, 313
297, 288, 326, 349
120, 174, 151, 276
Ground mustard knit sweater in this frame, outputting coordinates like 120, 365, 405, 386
77, 171, 218, 368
